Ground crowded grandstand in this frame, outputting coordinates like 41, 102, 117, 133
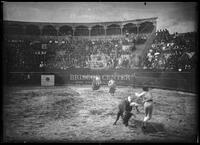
3, 17, 197, 74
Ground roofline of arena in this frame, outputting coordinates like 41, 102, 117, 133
3, 17, 158, 25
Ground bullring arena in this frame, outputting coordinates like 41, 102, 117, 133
3, 5, 198, 143
3, 85, 197, 142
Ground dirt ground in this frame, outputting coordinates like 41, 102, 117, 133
3, 85, 198, 143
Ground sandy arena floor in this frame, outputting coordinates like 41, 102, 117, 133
3, 85, 198, 143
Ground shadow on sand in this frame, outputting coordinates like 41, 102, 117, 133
128, 119, 166, 134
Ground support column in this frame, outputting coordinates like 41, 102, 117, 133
22, 25, 26, 35
120, 25, 123, 36
72, 27, 75, 37
153, 21, 157, 32
38, 25, 43, 36
55, 26, 59, 36
136, 24, 140, 35
104, 25, 107, 36
88, 27, 91, 38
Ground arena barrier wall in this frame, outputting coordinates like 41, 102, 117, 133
5, 68, 196, 93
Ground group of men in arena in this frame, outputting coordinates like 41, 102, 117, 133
92, 76, 153, 129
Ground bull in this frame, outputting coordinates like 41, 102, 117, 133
113, 96, 137, 126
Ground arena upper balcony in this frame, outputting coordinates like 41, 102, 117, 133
3, 17, 157, 40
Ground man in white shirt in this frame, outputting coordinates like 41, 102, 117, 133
131, 87, 153, 129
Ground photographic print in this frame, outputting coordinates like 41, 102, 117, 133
2, 2, 198, 143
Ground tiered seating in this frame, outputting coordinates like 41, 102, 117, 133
143, 30, 196, 71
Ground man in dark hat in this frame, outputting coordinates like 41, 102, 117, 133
108, 78, 116, 96
92, 76, 101, 90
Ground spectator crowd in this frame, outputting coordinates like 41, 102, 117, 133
143, 29, 196, 71
4, 29, 196, 72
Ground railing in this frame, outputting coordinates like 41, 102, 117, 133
5, 69, 196, 93
4, 34, 124, 41
4, 34, 150, 41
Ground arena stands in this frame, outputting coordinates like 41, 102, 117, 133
3, 17, 197, 72
143, 30, 197, 71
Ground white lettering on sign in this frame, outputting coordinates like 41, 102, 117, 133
69, 74, 132, 81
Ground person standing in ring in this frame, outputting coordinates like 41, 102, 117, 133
133, 86, 153, 129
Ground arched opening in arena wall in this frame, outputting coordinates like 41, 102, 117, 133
25, 25, 40, 35
122, 23, 137, 35
42, 25, 57, 36
106, 24, 121, 35
74, 25, 89, 36
139, 22, 154, 34
91, 25, 105, 36
59, 25, 73, 36
4, 24, 24, 35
